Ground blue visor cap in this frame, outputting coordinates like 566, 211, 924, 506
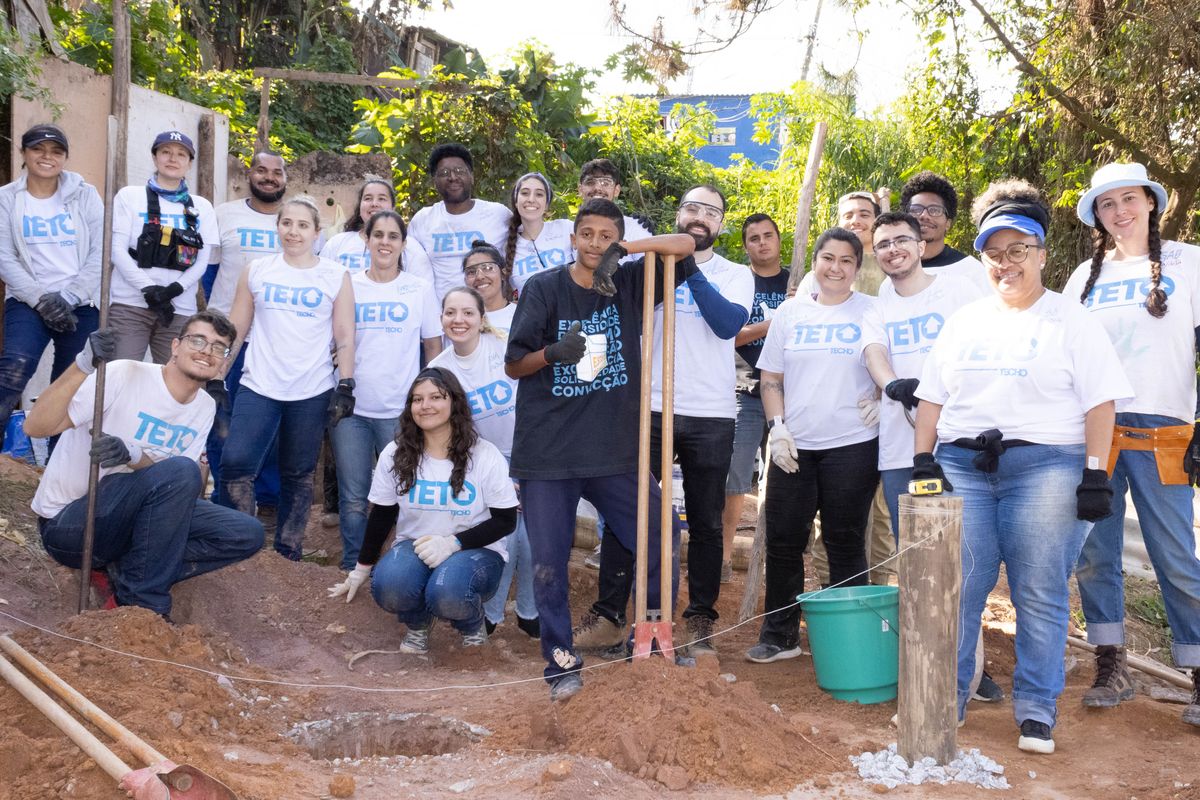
973, 213, 1045, 251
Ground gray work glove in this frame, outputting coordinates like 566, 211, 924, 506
35, 292, 78, 333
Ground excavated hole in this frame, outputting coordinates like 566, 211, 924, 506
287, 712, 490, 760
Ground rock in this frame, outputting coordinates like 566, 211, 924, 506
167, 711, 184, 729
656, 765, 690, 791
329, 773, 355, 797
541, 760, 572, 782
448, 779, 475, 793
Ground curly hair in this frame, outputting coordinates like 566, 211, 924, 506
344, 178, 395, 233
391, 368, 478, 498
1077, 187, 1166, 317
900, 171, 959, 220
970, 179, 1044, 225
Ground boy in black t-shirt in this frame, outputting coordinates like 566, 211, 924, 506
505, 199, 697, 700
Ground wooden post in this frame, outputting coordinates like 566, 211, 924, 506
257, 76, 271, 151
110, 0, 130, 187
737, 466, 768, 622
897, 493, 962, 765
787, 121, 828, 291
633, 252, 657, 630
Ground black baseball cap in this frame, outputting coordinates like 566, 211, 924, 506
21, 124, 69, 153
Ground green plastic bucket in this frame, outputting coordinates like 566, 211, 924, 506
798, 585, 899, 704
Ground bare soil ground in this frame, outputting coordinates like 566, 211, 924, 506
0, 454, 1197, 799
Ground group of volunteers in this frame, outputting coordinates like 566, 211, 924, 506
2, 120, 1197, 750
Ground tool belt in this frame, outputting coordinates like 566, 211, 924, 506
129, 187, 203, 272
952, 428, 1034, 473
1109, 424, 1191, 485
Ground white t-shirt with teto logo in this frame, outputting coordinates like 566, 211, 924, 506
209, 199, 282, 314
511, 219, 575, 292
406, 200, 511, 300
320, 231, 371, 272
22, 190, 79, 293
429, 333, 516, 457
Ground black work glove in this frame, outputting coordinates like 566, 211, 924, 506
74, 328, 117, 375
630, 212, 656, 235
885, 378, 920, 411
1184, 423, 1200, 487
911, 452, 953, 493
327, 378, 356, 428
1076, 467, 1114, 521
35, 292, 78, 333
142, 287, 176, 328
89, 433, 137, 468
544, 321, 587, 365
592, 243, 627, 297
142, 282, 183, 306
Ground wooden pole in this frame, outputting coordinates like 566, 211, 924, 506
1066, 635, 1191, 690
633, 252, 657, 628
77, 117, 119, 615
737, 466, 769, 622
110, 0, 130, 187
787, 121, 829, 291
659, 255, 676, 628
257, 77, 271, 151
897, 493, 962, 766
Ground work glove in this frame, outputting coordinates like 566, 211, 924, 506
327, 378, 356, 428
768, 422, 799, 474
74, 328, 117, 375
911, 452, 953, 493
142, 282, 185, 306
1076, 468, 1114, 521
35, 292, 78, 333
858, 394, 880, 427
630, 212, 656, 235
1184, 422, 1200, 487
89, 433, 140, 468
544, 321, 587, 365
884, 378, 920, 411
326, 564, 372, 603
414, 534, 461, 569
592, 243, 627, 297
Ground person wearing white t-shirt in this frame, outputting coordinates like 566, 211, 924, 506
219, 198, 357, 561
405, 143, 511, 300
460, 241, 517, 334
505, 172, 575, 293
912, 188, 1132, 755
327, 368, 518, 652
25, 313, 262, 616
576, 158, 654, 256
898, 171, 991, 293
331, 210, 442, 570
0, 124, 104, 451
109, 131, 219, 364
319, 177, 395, 272
1066, 163, 1200, 726
430, 287, 536, 639
746, 228, 880, 665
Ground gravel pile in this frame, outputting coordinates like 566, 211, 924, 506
850, 743, 1010, 790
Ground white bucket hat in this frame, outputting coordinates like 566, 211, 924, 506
1076, 162, 1168, 227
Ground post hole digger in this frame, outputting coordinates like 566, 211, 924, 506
0, 635, 236, 799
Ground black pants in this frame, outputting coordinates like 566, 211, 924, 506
759, 437, 879, 648
592, 412, 735, 623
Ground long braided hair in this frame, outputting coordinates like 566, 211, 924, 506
391, 368, 478, 497
506, 173, 553, 278
1077, 188, 1165, 317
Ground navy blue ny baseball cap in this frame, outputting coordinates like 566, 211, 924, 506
152, 130, 195, 158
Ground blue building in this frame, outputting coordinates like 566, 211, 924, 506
657, 94, 781, 168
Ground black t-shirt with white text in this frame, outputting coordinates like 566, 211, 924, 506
735, 268, 790, 395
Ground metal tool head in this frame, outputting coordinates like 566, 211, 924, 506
120, 763, 237, 800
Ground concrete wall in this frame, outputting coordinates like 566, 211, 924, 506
126, 84, 229, 204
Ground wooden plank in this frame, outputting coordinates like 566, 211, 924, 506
787, 121, 828, 291
21, 0, 65, 56
257, 76, 270, 152
252, 68, 418, 89
897, 492, 961, 766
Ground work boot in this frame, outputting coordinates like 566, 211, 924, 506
399, 624, 431, 655
685, 615, 717, 658
550, 672, 583, 702
1184, 670, 1200, 727
572, 610, 626, 650
1082, 645, 1135, 708
517, 615, 541, 639
972, 670, 1005, 702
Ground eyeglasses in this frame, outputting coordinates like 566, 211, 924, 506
981, 243, 1044, 265
678, 200, 724, 221
435, 166, 470, 179
180, 334, 231, 358
581, 177, 615, 189
463, 262, 500, 277
903, 203, 947, 219
874, 235, 919, 252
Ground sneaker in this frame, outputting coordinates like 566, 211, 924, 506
89, 569, 118, 610
745, 641, 803, 663
399, 625, 431, 654
972, 670, 1005, 702
517, 615, 541, 639
572, 610, 626, 650
320, 512, 339, 528
1017, 719, 1055, 754
720, 560, 734, 584
1183, 670, 1200, 727
484, 619, 497, 636
461, 624, 488, 647
583, 543, 602, 570
550, 672, 583, 702
1082, 645, 1135, 708
685, 615, 717, 658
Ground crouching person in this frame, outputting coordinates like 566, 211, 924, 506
327, 367, 517, 652
25, 311, 264, 617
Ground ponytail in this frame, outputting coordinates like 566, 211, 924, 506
1145, 202, 1166, 318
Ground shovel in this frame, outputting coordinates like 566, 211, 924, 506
0, 635, 236, 799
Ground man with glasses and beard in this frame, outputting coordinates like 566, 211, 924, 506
899, 171, 990, 292
24, 311, 263, 618
574, 184, 754, 658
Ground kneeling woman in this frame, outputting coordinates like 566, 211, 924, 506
912, 181, 1132, 754
328, 368, 518, 651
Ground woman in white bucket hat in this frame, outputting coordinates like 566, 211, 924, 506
1065, 162, 1200, 728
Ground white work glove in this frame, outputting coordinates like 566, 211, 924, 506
327, 564, 371, 603
414, 535, 461, 569
858, 394, 880, 428
769, 422, 799, 474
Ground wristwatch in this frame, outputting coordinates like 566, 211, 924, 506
768, 415, 783, 430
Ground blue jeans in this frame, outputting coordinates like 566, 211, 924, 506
204, 344, 280, 506
726, 391, 766, 495
330, 414, 398, 569
1076, 412, 1200, 667
0, 299, 98, 450
484, 508, 536, 625
39, 457, 263, 615
523, 472, 681, 681
370, 539, 504, 633
939, 442, 1091, 728
217, 387, 329, 560
880, 467, 912, 542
